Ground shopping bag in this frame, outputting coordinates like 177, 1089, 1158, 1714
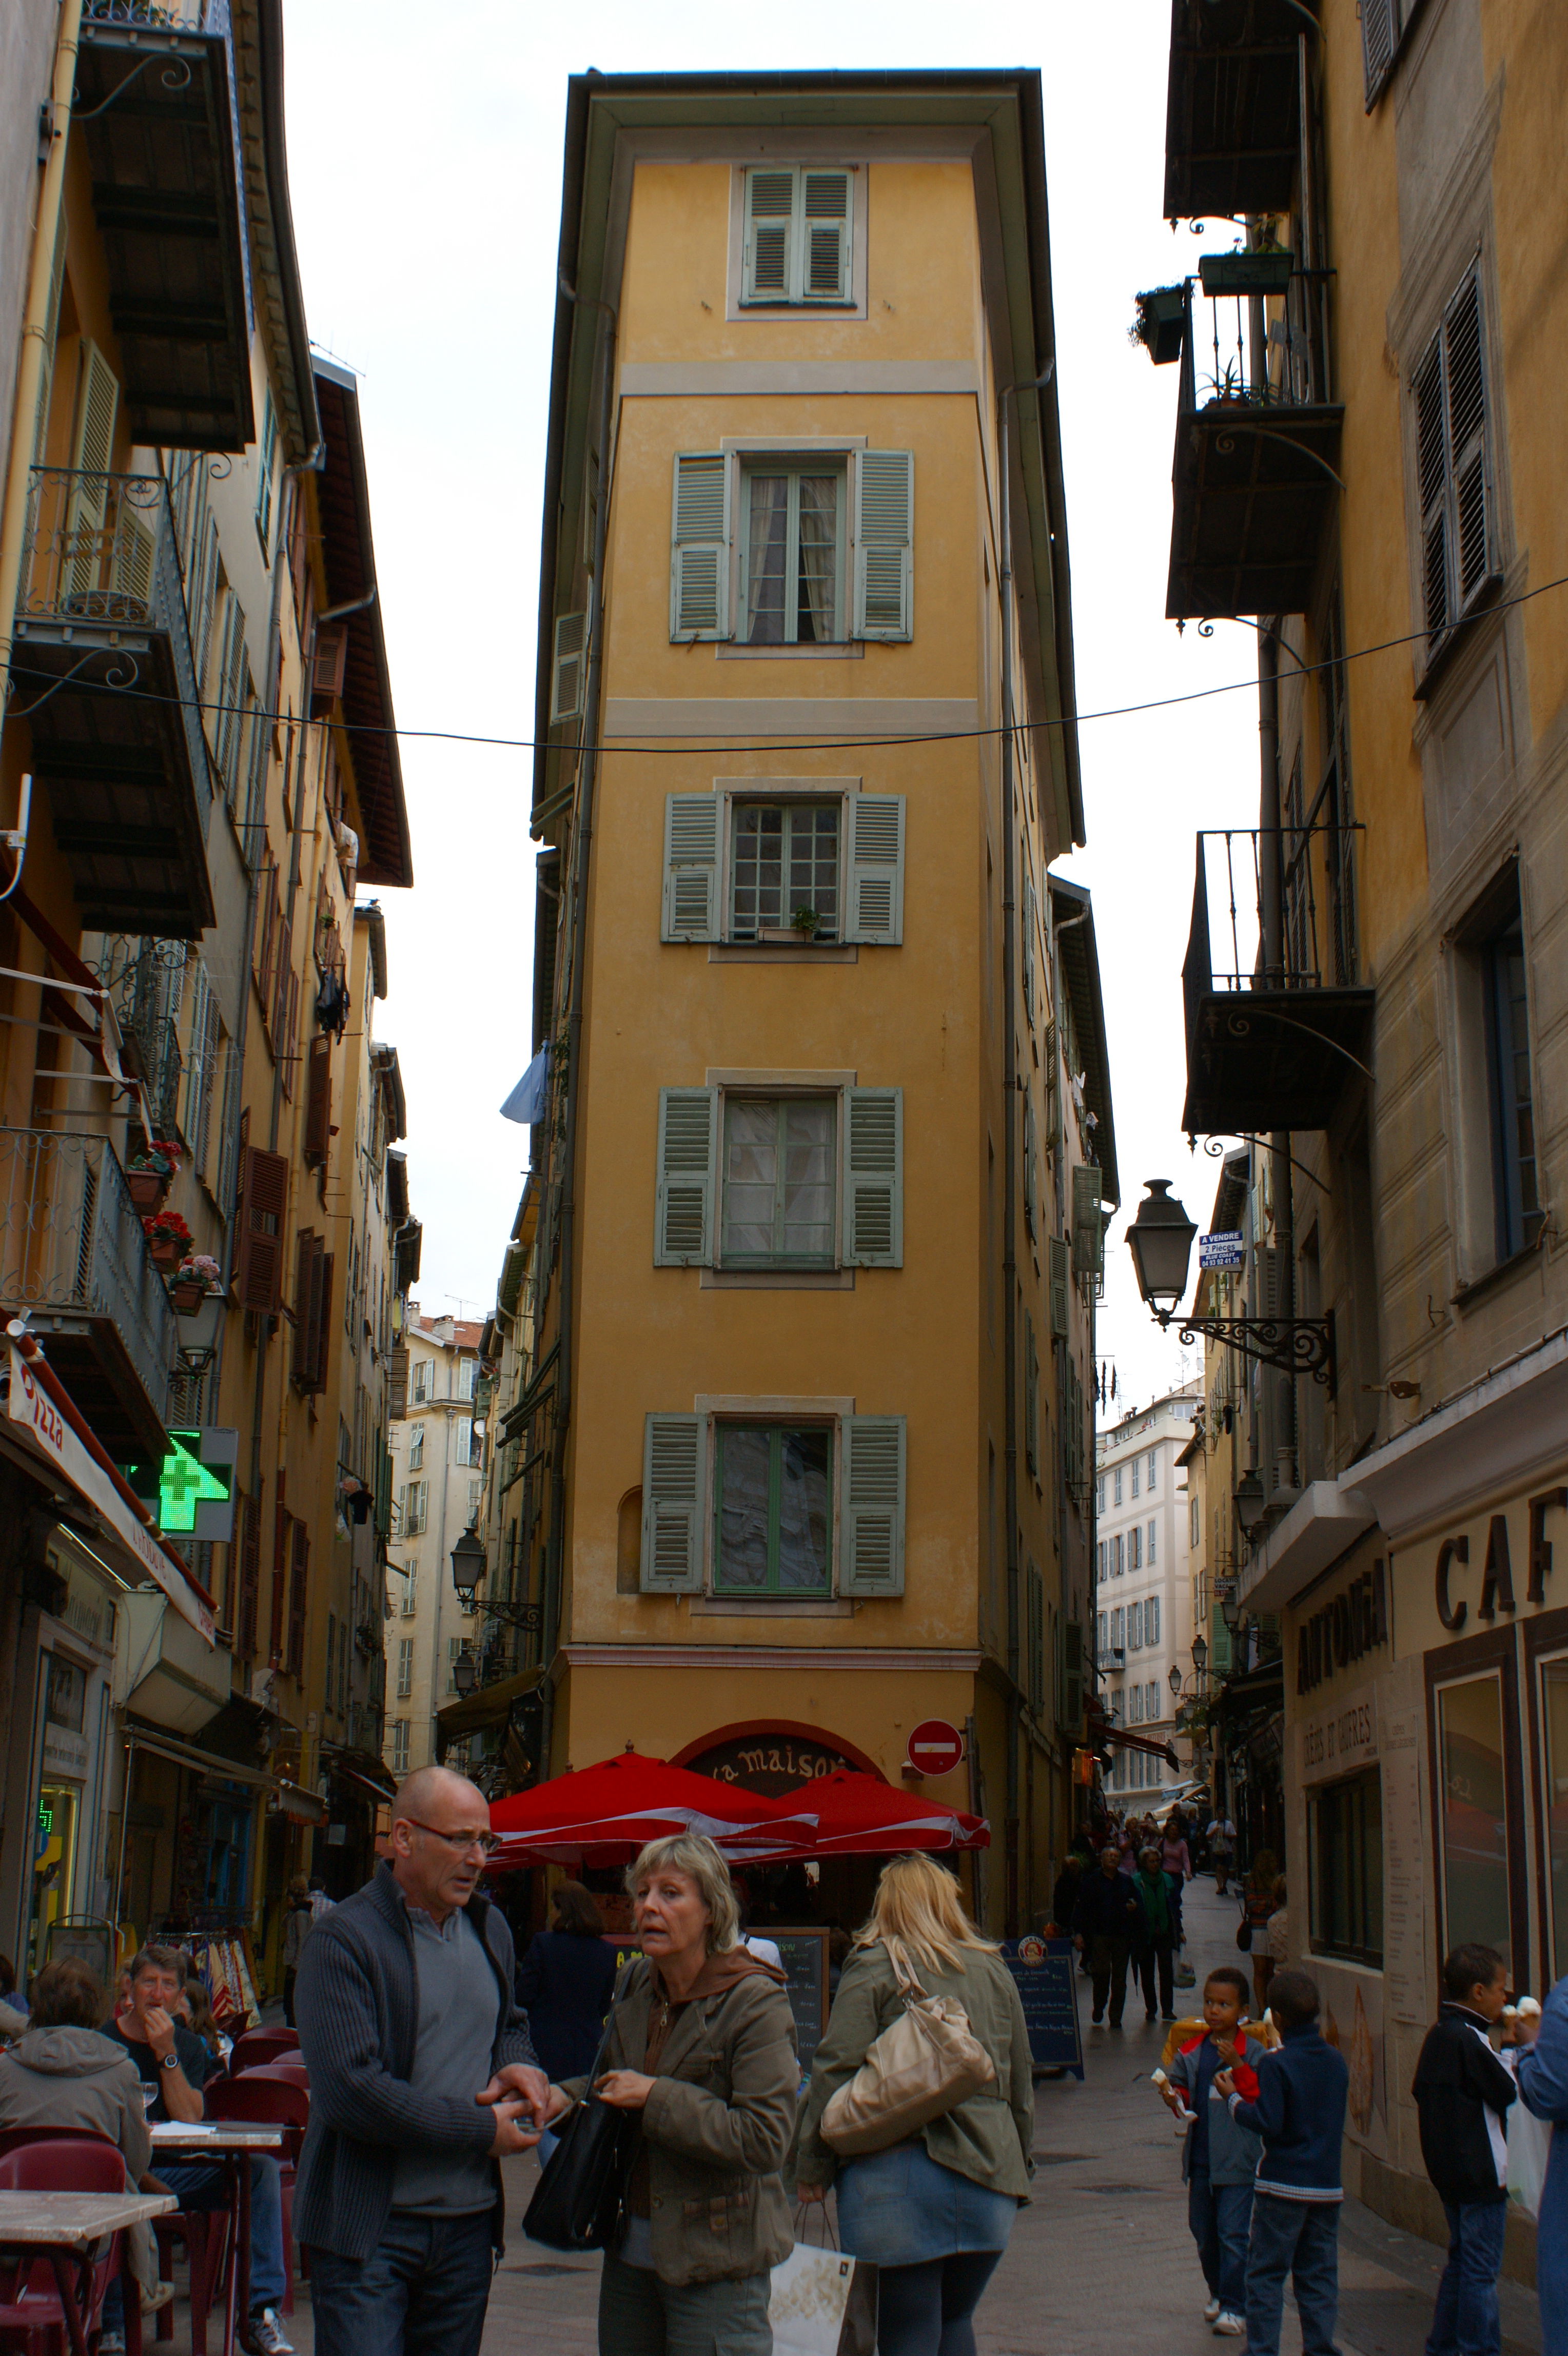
1507, 2099, 1552, 2221
770, 2209, 877, 2356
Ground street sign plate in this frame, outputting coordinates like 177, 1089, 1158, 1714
1199, 1230, 1244, 1269
906, 1719, 965, 1776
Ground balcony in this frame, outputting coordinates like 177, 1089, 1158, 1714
0, 1130, 176, 1459
1164, 0, 1317, 222
75, 0, 253, 451
14, 469, 214, 937
1167, 281, 1343, 620
1182, 828, 1374, 1136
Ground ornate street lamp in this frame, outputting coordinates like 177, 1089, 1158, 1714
1168, 1663, 1183, 1697
1233, 1469, 1268, 1538
450, 1525, 486, 1609
1191, 1633, 1209, 1675
452, 1647, 478, 1698
1125, 1178, 1338, 1390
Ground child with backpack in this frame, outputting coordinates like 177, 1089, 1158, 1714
1157, 1965, 1262, 2337
1410, 1943, 1518, 2356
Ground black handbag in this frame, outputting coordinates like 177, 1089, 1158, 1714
522, 1985, 641, 2252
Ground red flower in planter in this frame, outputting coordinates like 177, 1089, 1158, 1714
143, 1210, 193, 1246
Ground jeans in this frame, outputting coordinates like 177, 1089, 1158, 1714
1427, 2199, 1507, 2356
1188, 2167, 1254, 2315
596, 2249, 772, 2355
1087, 1935, 1132, 2024
1244, 2193, 1341, 2356
306, 2208, 495, 2356
876, 2250, 1003, 2356
1135, 1937, 1175, 2018
158, 2157, 286, 2310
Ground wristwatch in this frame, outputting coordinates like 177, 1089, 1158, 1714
160, 2052, 181, 2071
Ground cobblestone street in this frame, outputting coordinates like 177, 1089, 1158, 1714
265, 1878, 1542, 2356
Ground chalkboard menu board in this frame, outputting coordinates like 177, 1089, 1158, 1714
601, 1931, 830, 2073
1001, 1936, 1084, 2080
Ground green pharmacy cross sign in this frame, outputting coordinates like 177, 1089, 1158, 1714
122, 1427, 239, 1543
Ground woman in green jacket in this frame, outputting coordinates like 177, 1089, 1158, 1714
793, 1854, 1033, 2356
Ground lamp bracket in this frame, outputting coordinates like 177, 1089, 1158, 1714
1159, 1308, 1336, 1390
473, 1597, 543, 1634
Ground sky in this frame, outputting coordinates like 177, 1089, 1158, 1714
280, 2, 1264, 1418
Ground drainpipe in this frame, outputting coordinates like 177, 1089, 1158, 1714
0, 1, 83, 711
1257, 625, 1298, 1483
540, 280, 617, 1777
997, 391, 1022, 1936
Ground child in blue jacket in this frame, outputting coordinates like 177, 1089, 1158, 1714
1215, 1968, 1348, 2356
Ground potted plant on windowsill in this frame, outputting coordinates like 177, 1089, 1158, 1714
171, 1252, 223, 1317
143, 1208, 192, 1273
126, 1138, 180, 1213
790, 906, 822, 942
1129, 284, 1187, 365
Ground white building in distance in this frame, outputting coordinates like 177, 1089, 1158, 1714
383, 1310, 485, 1779
1095, 1381, 1201, 1811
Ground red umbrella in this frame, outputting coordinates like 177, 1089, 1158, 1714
485, 1751, 801, 1869
742, 1769, 989, 1858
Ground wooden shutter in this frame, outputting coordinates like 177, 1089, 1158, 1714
287, 1517, 309, 1677
304, 1032, 331, 1167
310, 621, 347, 717
1027, 1561, 1044, 1711
292, 1229, 320, 1385
253, 863, 279, 1007
1062, 1619, 1084, 1729
802, 171, 852, 303
654, 1087, 717, 1265
389, 1345, 408, 1419
743, 167, 794, 302
1049, 1234, 1069, 1338
640, 1413, 706, 1592
269, 1472, 288, 1665
1022, 877, 1038, 1029
64, 341, 120, 599
670, 454, 730, 641
1361, 0, 1400, 106
1071, 1164, 1104, 1277
853, 451, 913, 640
844, 1088, 902, 1267
236, 1144, 288, 1312
841, 1415, 906, 1597
550, 612, 586, 723
237, 1486, 261, 1659
1025, 1314, 1040, 1477
661, 795, 721, 941
1416, 272, 1493, 647
846, 795, 904, 944
1023, 1097, 1037, 1240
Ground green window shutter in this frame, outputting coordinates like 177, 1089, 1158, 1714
1022, 877, 1037, 1030
1361, 0, 1399, 105
841, 1415, 906, 1597
801, 171, 852, 304
550, 612, 586, 723
661, 795, 720, 941
1071, 1164, 1104, 1278
845, 1087, 901, 1267
640, 1413, 706, 1593
1023, 1096, 1037, 1240
852, 451, 913, 640
1025, 1314, 1040, 1477
743, 168, 795, 302
1062, 1619, 1084, 1731
670, 453, 730, 641
1049, 1235, 1069, 1339
1027, 1562, 1044, 1712
654, 1087, 717, 1265
846, 794, 904, 944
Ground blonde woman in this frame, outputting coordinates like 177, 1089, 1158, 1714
540, 1833, 797, 2356
792, 1855, 1033, 2356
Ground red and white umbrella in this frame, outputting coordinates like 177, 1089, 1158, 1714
485, 1751, 807, 1869
747, 1769, 989, 1858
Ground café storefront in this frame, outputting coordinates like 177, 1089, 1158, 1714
1238, 1329, 1568, 2267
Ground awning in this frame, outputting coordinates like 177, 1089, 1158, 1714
436, 1667, 544, 1739
1095, 1723, 1180, 1773
5, 1337, 214, 1640
126, 1724, 274, 1792
333, 1764, 396, 1807
273, 1780, 327, 1824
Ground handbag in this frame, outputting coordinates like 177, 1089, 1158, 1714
522, 1979, 640, 2252
770, 2207, 877, 2356
820, 1947, 996, 2157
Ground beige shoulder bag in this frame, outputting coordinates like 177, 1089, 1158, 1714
820, 1944, 997, 2156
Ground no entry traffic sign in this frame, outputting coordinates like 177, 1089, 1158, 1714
907, 1719, 965, 1776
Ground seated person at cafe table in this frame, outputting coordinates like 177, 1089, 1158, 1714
106, 1945, 293, 2356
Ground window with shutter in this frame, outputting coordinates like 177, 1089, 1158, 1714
287, 1517, 309, 1677
1148, 1595, 1161, 1645
63, 341, 120, 600
1071, 1164, 1105, 1278
1022, 877, 1038, 1029
1360, 0, 1404, 106
662, 795, 721, 941
722, 1097, 837, 1268
655, 1087, 718, 1266
1049, 1235, 1069, 1338
236, 1145, 288, 1312
310, 620, 347, 717
1414, 272, 1494, 655
844, 1088, 902, 1267
1023, 1097, 1038, 1240
550, 612, 586, 723
741, 166, 852, 307
237, 1487, 261, 1659
670, 454, 730, 641
640, 1413, 706, 1592
841, 1414, 906, 1597
739, 461, 846, 643
714, 1425, 832, 1594
853, 451, 913, 640
1027, 1561, 1045, 1712
1025, 1316, 1040, 1477
269, 1475, 288, 1666
305, 1033, 331, 1167
292, 1230, 320, 1387
846, 795, 904, 944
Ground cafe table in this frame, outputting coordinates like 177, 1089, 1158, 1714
0, 2187, 175, 2356
150, 2123, 286, 2356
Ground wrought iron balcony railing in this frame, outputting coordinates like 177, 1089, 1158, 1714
0, 1128, 176, 1458
15, 469, 214, 937
1182, 827, 1374, 1136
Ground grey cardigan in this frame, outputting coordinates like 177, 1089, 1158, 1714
294, 1861, 537, 2260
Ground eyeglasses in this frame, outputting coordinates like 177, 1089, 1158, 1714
401, 1817, 500, 1858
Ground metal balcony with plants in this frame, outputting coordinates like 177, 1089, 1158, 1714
75, 0, 253, 451
1181, 824, 1374, 1137
1158, 271, 1343, 620
0, 1128, 177, 1458
1163, 0, 1320, 223
14, 468, 214, 936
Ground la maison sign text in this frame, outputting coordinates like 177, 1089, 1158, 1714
1296, 1562, 1388, 1696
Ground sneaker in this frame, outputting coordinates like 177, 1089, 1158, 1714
1203, 2298, 1221, 2323
1213, 2313, 1245, 2336
243, 2312, 295, 2356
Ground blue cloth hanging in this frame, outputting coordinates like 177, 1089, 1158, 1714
500, 1044, 550, 1125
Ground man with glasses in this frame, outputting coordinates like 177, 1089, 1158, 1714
295, 1767, 548, 2356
